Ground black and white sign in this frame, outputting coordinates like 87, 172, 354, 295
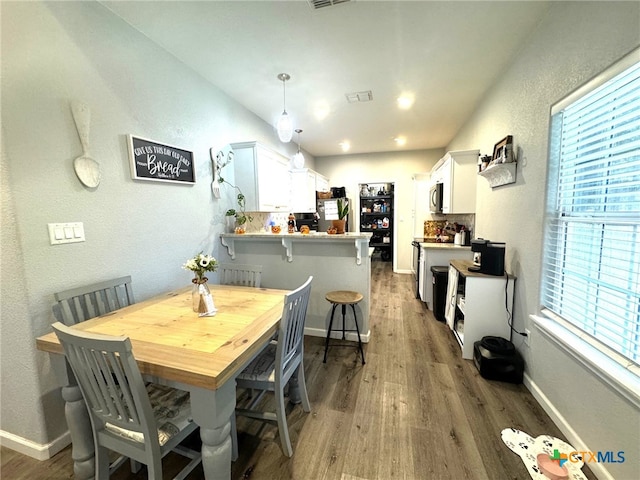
128, 135, 195, 184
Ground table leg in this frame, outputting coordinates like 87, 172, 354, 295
190, 382, 236, 480
61, 364, 95, 480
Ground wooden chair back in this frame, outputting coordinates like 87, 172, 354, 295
219, 263, 262, 288
52, 322, 160, 454
51, 322, 201, 478
276, 276, 313, 378
54, 276, 134, 325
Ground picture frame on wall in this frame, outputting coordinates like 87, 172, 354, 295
128, 135, 195, 184
491, 135, 514, 165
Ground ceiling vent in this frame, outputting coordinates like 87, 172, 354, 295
308, 0, 352, 10
345, 90, 373, 103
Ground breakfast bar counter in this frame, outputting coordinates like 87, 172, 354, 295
218, 232, 373, 343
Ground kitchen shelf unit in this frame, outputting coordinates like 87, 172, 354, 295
444, 259, 515, 359
359, 187, 394, 263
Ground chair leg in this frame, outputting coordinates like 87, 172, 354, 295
341, 304, 347, 339
147, 455, 163, 480
323, 303, 338, 363
295, 363, 311, 413
95, 445, 110, 479
129, 459, 142, 473
275, 384, 293, 457
351, 304, 366, 365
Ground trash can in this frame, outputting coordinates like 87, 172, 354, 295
431, 265, 449, 322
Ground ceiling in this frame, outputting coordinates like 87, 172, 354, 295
100, 0, 550, 157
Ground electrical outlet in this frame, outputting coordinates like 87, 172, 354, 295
524, 328, 531, 347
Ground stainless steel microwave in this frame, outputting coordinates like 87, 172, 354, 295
430, 182, 443, 213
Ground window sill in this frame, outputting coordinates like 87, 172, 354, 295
531, 313, 640, 409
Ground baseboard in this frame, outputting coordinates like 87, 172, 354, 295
523, 373, 614, 480
304, 326, 370, 343
0, 429, 70, 460
396, 268, 412, 275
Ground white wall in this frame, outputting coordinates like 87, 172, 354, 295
446, 2, 640, 479
316, 149, 443, 272
0, 0, 301, 454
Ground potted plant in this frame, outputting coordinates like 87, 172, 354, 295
331, 198, 349, 234
225, 193, 253, 234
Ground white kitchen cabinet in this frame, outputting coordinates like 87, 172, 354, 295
290, 168, 329, 213
230, 141, 290, 212
431, 149, 479, 214
315, 172, 329, 194
444, 259, 515, 359
419, 245, 473, 308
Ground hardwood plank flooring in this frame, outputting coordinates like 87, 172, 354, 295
1, 259, 596, 479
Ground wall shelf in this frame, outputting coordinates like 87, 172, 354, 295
478, 162, 517, 188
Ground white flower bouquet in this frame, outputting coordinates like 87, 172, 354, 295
182, 252, 218, 283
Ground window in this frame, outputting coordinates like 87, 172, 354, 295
541, 48, 640, 369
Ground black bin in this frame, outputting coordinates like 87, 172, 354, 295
430, 266, 449, 322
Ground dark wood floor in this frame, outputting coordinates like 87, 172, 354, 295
2, 259, 596, 479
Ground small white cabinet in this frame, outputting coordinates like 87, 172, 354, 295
431, 149, 479, 214
290, 168, 329, 213
419, 245, 473, 308
444, 259, 515, 359
231, 141, 290, 212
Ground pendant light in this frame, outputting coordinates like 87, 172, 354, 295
292, 129, 305, 169
276, 73, 293, 143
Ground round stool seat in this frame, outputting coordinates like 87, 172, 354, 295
325, 290, 363, 305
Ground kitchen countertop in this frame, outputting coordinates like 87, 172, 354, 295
219, 232, 372, 264
419, 242, 471, 250
221, 232, 372, 240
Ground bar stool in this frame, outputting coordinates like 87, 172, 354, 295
323, 290, 366, 365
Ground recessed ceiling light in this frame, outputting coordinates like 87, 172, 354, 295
394, 136, 407, 146
397, 94, 414, 110
339, 141, 351, 152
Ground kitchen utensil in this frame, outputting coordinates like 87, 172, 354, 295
70, 101, 101, 188
210, 148, 221, 199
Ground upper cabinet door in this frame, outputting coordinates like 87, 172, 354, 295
290, 169, 330, 213
290, 169, 316, 213
432, 149, 479, 214
231, 142, 291, 212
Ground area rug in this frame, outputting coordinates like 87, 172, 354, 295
501, 428, 588, 480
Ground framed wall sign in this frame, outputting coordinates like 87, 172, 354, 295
128, 135, 195, 184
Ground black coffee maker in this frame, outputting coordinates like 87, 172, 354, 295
468, 239, 505, 276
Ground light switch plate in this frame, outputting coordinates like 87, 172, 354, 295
48, 222, 85, 245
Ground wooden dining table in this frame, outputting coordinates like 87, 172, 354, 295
36, 283, 291, 480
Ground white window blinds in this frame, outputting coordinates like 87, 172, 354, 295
541, 51, 640, 366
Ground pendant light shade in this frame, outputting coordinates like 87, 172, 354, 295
276, 73, 293, 143
293, 129, 305, 169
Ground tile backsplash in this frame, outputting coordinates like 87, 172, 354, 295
423, 214, 475, 241
237, 212, 289, 233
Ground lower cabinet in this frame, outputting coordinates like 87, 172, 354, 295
444, 259, 515, 359
419, 246, 473, 307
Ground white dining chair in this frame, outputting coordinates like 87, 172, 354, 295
218, 263, 262, 288
235, 276, 313, 457
52, 322, 201, 480
54, 276, 135, 326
